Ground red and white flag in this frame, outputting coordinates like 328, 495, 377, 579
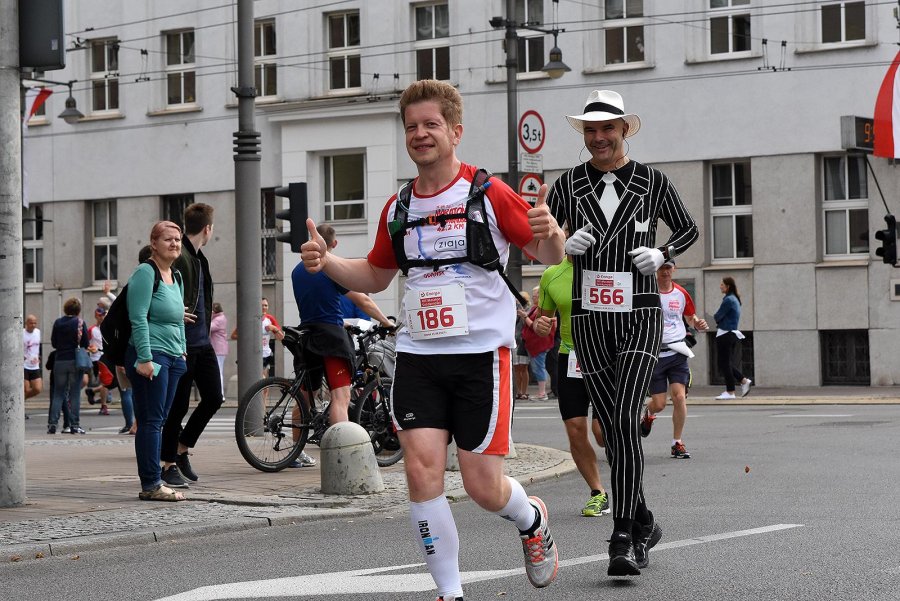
874, 50, 900, 159
23, 87, 52, 128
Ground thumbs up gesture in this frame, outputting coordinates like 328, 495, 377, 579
300, 218, 328, 273
527, 184, 557, 240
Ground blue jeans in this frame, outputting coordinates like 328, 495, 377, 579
529, 350, 549, 383
119, 386, 135, 429
124, 346, 187, 491
49, 359, 83, 427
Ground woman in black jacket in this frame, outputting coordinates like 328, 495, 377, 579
49, 297, 90, 434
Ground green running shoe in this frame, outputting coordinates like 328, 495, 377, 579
582, 491, 611, 517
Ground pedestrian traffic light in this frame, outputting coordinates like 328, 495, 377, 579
874, 214, 897, 266
274, 182, 308, 252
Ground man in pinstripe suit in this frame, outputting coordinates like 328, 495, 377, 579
545, 90, 699, 577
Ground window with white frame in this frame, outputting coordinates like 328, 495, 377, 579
90, 39, 119, 112
23, 204, 44, 284
515, 0, 545, 74
604, 0, 645, 65
165, 30, 196, 106
327, 12, 361, 91
821, 1, 865, 44
823, 155, 868, 256
163, 193, 194, 232
261, 188, 277, 278
255, 20, 277, 97
415, 3, 450, 80
709, 0, 751, 55
324, 154, 365, 221
93, 200, 118, 282
711, 162, 753, 260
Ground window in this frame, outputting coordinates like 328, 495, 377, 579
327, 12, 361, 91
709, 0, 751, 55
415, 3, 450, 80
823, 155, 868, 256
261, 188, 277, 278
23, 204, 44, 284
255, 20, 277, 97
163, 193, 194, 231
604, 0, 644, 65
820, 330, 869, 385
515, 0, 545, 73
324, 154, 365, 221
711, 162, 753, 260
708, 330, 754, 385
93, 200, 118, 282
821, 1, 865, 43
165, 30, 196, 106
90, 39, 119, 112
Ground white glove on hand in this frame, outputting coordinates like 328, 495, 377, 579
628, 246, 664, 275
565, 224, 596, 256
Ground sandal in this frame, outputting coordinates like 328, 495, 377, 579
138, 484, 185, 502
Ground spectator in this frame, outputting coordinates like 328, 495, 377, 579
714, 276, 751, 400
209, 302, 228, 395
100, 281, 135, 434
513, 291, 531, 400
48, 298, 90, 434
521, 286, 556, 402
84, 299, 112, 416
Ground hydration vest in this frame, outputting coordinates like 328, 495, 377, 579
388, 168, 524, 304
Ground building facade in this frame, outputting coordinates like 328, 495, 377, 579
23, 0, 900, 389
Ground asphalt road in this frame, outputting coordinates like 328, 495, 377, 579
4, 403, 900, 601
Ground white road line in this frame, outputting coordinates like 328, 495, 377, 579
153, 523, 803, 600
770, 414, 853, 418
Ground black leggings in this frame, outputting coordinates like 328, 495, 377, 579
716, 332, 744, 392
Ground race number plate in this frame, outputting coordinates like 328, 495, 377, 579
582, 270, 633, 313
566, 350, 583, 379
404, 283, 469, 340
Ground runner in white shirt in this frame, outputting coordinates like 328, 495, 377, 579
23, 314, 43, 404
640, 260, 707, 459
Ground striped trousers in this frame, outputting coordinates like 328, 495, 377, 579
572, 305, 662, 522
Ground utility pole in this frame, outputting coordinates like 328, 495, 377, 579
504, 0, 522, 291
232, 0, 263, 399
0, 0, 27, 507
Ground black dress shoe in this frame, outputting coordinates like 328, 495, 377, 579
176, 452, 199, 482
633, 516, 663, 569
607, 530, 640, 576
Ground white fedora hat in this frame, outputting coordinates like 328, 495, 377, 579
566, 90, 641, 138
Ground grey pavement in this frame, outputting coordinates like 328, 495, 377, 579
4, 383, 899, 563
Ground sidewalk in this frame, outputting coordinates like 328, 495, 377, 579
5, 384, 899, 563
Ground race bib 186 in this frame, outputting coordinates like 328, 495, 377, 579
404, 283, 469, 340
581, 270, 633, 312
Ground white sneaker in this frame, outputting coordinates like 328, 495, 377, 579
715, 392, 736, 400
740, 379, 752, 398
520, 496, 559, 588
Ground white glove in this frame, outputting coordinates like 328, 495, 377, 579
565, 224, 596, 256
628, 246, 664, 275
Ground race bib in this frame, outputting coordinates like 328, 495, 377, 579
582, 270, 633, 313
566, 350, 583, 379
404, 283, 469, 340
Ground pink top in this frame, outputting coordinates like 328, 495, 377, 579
209, 312, 229, 357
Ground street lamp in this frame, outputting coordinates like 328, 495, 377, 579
491, 0, 570, 290
23, 77, 83, 123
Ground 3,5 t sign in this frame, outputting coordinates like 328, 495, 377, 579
518, 110, 545, 154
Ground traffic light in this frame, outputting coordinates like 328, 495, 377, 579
874, 214, 897, 266
274, 182, 308, 252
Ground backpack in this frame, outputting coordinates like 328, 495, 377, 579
100, 261, 180, 366
390, 168, 525, 306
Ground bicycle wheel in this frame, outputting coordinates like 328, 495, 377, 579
352, 378, 403, 467
235, 376, 310, 472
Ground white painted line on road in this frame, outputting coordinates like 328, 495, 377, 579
153, 523, 803, 600
770, 414, 853, 418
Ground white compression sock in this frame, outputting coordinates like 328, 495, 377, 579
409, 495, 463, 599
496, 476, 538, 533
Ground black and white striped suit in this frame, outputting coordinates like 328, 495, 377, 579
547, 160, 698, 524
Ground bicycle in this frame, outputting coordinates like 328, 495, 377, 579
235, 323, 399, 472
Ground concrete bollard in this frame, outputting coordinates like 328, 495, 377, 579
446, 440, 460, 472
319, 421, 385, 495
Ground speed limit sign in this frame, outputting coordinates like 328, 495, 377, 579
518, 110, 545, 154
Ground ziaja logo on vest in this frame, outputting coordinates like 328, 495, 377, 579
418, 520, 440, 555
434, 236, 466, 252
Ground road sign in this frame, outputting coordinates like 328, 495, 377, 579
520, 153, 543, 174
518, 110, 545, 154
519, 173, 543, 203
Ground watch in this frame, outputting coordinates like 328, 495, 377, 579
662, 245, 675, 260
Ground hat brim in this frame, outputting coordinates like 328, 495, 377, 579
566, 112, 641, 138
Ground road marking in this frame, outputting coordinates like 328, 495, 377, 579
153, 524, 802, 600
770, 414, 853, 418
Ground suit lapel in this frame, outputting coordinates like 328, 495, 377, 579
571, 165, 609, 233
596, 164, 650, 255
